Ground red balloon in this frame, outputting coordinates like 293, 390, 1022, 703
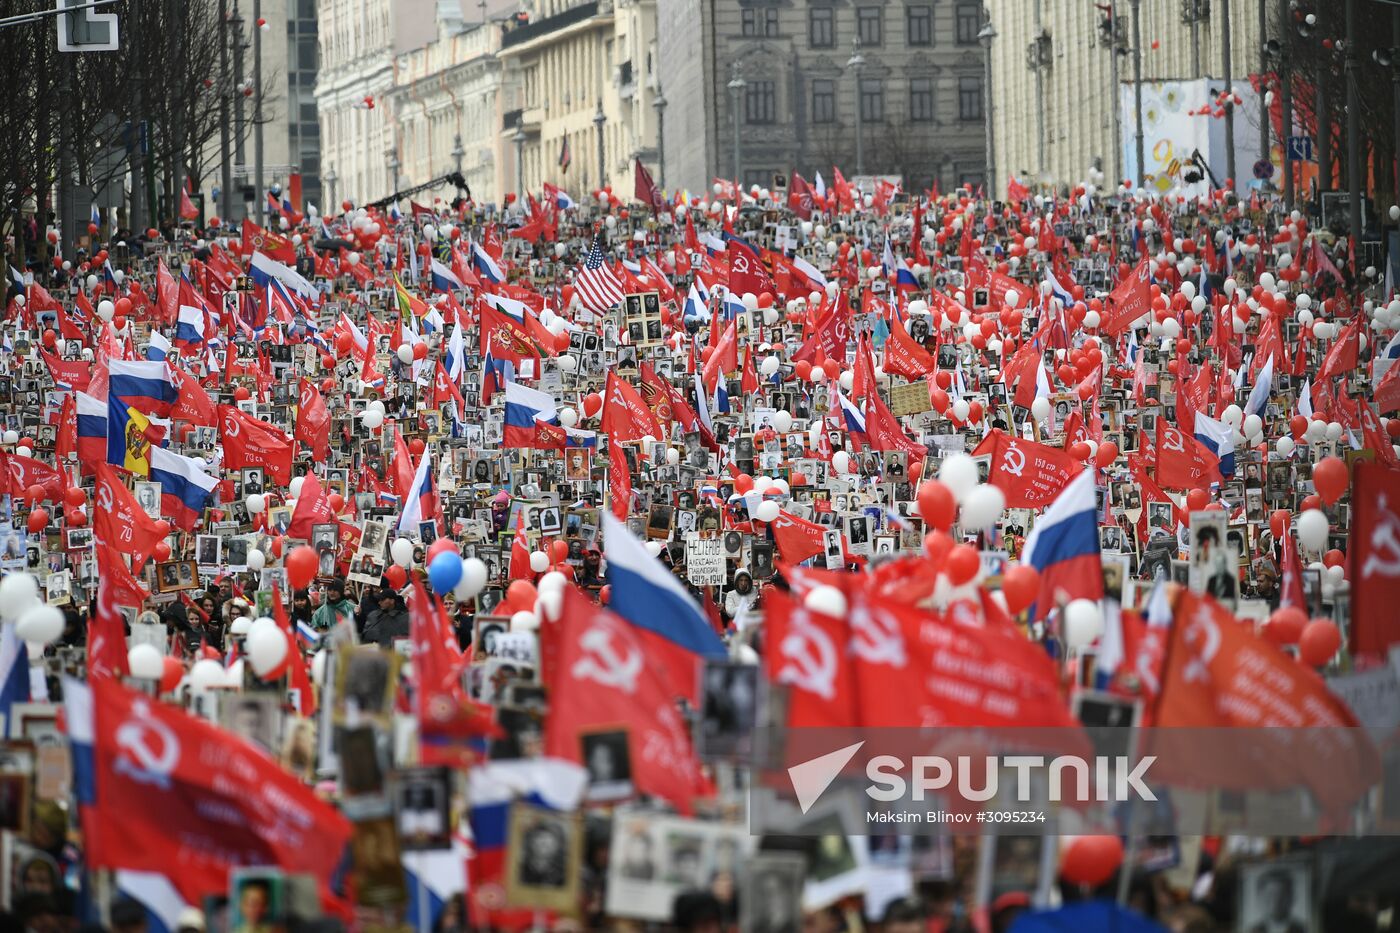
1068, 441, 1091, 461
582, 393, 603, 418
26, 508, 48, 534
1269, 509, 1291, 539
930, 388, 951, 414
599, 584, 611, 605
821, 359, 841, 380
66, 508, 87, 528
1002, 565, 1040, 614
946, 545, 980, 585
154, 541, 172, 562
25, 484, 45, 504
1298, 619, 1341, 666
409, 437, 426, 457
384, 564, 408, 589
1186, 489, 1209, 512
735, 473, 754, 494
1094, 441, 1119, 468
286, 545, 319, 589
918, 481, 957, 531
335, 332, 353, 355
1299, 493, 1322, 513
1312, 456, 1348, 505
794, 360, 813, 381
908, 459, 923, 483
160, 657, 185, 694
1263, 606, 1307, 646
507, 579, 537, 611
923, 530, 954, 567
1060, 835, 1124, 887
327, 492, 344, 513
427, 537, 459, 564
550, 539, 569, 563
1323, 548, 1345, 569
233, 386, 251, 402
413, 341, 429, 361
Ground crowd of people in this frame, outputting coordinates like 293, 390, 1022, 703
0, 161, 1398, 933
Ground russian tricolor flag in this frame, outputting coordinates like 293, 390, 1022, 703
150, 447, 219, 530
109, 359, 178, 417
470, 242, 504, 283
76, 392, 108, 465
0, 624, 30, 736
721, 287, 745, 320
430, 258, 465, 293
249, 250, 317, 298
1193, 411, 1237, 478
835, 389, 868, 444
146, 332, 172, 362
601, 511, 727, 702
1019, 469, 1103, 623
503, 380, 558, 448
397, 448, 439, 533
175, 302, 207, 348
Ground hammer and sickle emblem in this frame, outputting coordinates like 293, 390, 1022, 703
1181, 604, 1221, 684
733, 254, 750, 274
97, 482, 114, 513
224, 414, 241, 438
112, 699, 180, 790
1003, 443, 1026, 477
778, 613, 838, 700
300, 384, 315, 408
850, 605, 907, 669
570, 625, 643, 694
1162, 427, 1185, 453
1362, 493, 1400, 579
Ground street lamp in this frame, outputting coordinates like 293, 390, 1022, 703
593, 100, 606, 191
653, 84, 668, 190
325, 166, 337, 212
387, 149, 401, 196
977, 21, 997, 197
451, 134, 465, 176
512, 118, 527, 202
847, 40, 865, 176
727, 62, 746, 184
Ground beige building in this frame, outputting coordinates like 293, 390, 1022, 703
383, 15, 510, 207
316, 0, 400, 205
496, 0, 662, 198
984, 0, 1263, 191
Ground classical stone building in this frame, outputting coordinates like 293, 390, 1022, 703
657, 0, 989, 196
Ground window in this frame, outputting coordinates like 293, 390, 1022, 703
958, 76, 983, 120
742, 6, 778, 36
746, 80, 777, 123
809, 6, 834, 47
856, 6, 882, 46
906, 6, 932, 46
909, 77, 934, 121
956, 2, 981, 44
859, 78, 884, 122
811, 79, 836, 123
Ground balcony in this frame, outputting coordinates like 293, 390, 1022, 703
501, 2, 599, 50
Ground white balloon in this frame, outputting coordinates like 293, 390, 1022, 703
1242, 414, 1263, 438
510, 610, 539, 632
361, 409, 384, 430
760, 356, 780, 376
645, 541, 664, 557
1276, 437, 1296, 457
1297, 509, 1330, 552
804, 584, 847, 618
245, 493, 267, 514
756, 500, 780, 523
1, 430, 16, 445
247, 549, 266, 571
537, 571, 568, 600
1306, 419, 1328, 443
15, 603, 64, 645
831, 451, 851, 474
128, 643, 164, 680
246, 618, 289, 677
772, 410, 794, 433
558, 354, 578, 372
1031, 397, 1051, 424
558, 407, 578, 428
667, 447, 680, 465
0, 573, 41, 620
97, 299, 115, 321
529, 550, 550, 573
397, 343, 415, 364
188, 658, 226, 692
1083, 310, 1101, 329
368, 399, 386, 414
289, 476, 305, 499
960, 484, 1006, 532
951, 399, 970, 422
311, 649, 328, 684
1063, 599, 1104, 650
15, 446, 31, 460
1222, 404, 1243, 428
390, 537, 415, 567
1325, 421, 1344, 442
456, 558, 488, 599
811, 366, 827, 383
939, 453, 981, 503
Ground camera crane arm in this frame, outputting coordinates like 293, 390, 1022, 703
365, 171, 472, 213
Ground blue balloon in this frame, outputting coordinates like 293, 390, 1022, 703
427, 551, 464, 593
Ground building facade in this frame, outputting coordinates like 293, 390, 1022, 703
657, 0, 989, 196
315, 0, 399, 205
496, 0, 662, 199
382, 15, 509, 207
983, 0, 1262, 192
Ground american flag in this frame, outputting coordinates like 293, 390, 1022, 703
574, 235, 626, 312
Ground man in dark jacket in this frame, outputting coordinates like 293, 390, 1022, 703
362, 587, 409, 646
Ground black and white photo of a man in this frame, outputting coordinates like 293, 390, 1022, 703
1240, 863, 1311, 933
581, 730, 632, 802
517, 817, 568, 888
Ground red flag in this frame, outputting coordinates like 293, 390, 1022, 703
726, 236, 774, 298
69, 674, 352, 914
1100, 258, 1153, 336
763, 588, 859, 728
93, 463, 166, 569
701, 320, 738, 392
218, 404, 294, 486
287, 472, 336, 539
863, 391, 927, 462
97, 542, 152, 608
1155, 588, 1378, 813
295, 377, 330, 461
601, 371, 663, 443
171, 367, 217, 426
1349, 463, 1400, 658
179, 186, 200, 221
740, 346, 761, 396
430, 360, 466, 417
271, 584, 316, 717
633, 159, 666, 212
771, 509, 829, 565
56, 393, 77, 464
787, 173, 814, 220
408, 581, 498, 766
1153, 419, 1221, 490
882, 313, 936, 380
89, 547, 134, 680
1317, 314, 1362, 381
971, 430, 1079, 508
240, 218, 296, 264
608, 440, 632, 522
543, 586, 711, 813
39, 349, 93, 392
